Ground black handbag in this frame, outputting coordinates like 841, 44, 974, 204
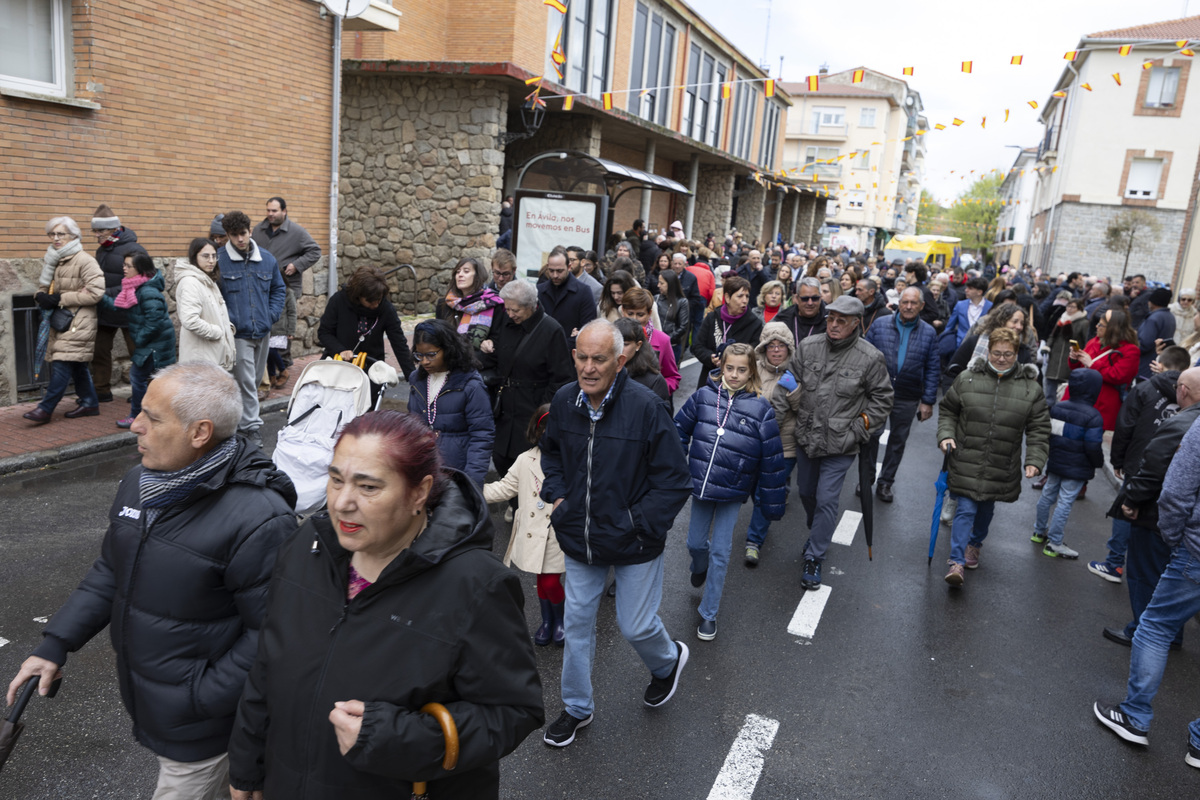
48, 306, 75, 333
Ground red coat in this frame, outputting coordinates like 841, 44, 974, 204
1068, 338, 1139, 430
687, 264, 716, 302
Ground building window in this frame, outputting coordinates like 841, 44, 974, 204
851, 150, 869, 170
731, 83, 759, 161
804, 146, 839, 178
859, 107, 877, 127
1145, 67, 1180, 108
629, 6, 677, 125
846, 191, 865, 209
564, 0, 613, 99
810, 106, 845, 134
1125, 157, 1163, 199
680, 42, 700, 137
0, 0, 68, 97
758, 100, 780, 167
705, 63, 726, 148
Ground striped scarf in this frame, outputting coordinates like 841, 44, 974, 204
139, 437, 238, 527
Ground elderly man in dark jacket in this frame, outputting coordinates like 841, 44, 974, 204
7, 361, 297, 799
90, 203, 147, 401
539, 320, 691, 748
863, 286, 940, 502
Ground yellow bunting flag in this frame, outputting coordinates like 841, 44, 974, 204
1178, 40, 1189, 47
1052, 91, 1066, 98
1113, 72, 1122, 85
934, 123, 946, 130
524, 76, 543, 85
839, 184, 845, 190
1184, 49, 1196, 57
1011, 55, 1023, 65
855, 184, 861, 189
722, 83, 731, 100
1064, 51, 1078, 61
902, 66, 914, 75
952, 118, 964, 126
872, 183, 878, 189
1081, 83, 1092, 91
544, 0, 568, 12
562, 95, 574, 111
852, 69, 865, 84
765, 79, 776, 97
1028, 100, 1039, 109
1004, 108, 1010, 122
961, 61, 973, 73
1119, 44, 1133, 56
981, 117, 986, 128
1052, 166, 1058, 172
1143, 61, 1155, 69
805, 75, 818, 91
602, 92, 612, 110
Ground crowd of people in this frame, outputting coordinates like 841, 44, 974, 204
10, 215, 1200, 794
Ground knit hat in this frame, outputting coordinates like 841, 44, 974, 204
1150, 287, 1173, 307
755, 321, 794, 358
91, 203, 120, 230
210, 214, 226, 237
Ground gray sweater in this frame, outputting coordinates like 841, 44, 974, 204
251, 217, 321, 293
1159, 415, 1200, 560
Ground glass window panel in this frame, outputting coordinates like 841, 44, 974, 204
0, 0, 54, 84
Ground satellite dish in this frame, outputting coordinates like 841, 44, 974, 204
322, 0, 370, 18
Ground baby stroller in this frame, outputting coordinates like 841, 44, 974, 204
273, 354, 400, 512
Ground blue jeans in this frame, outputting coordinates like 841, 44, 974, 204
1105, 518, 1132, 570
1119, 545, 1200, 747
1033, 472, 1084, 545
561, 554, 679, 719
1121, 525, 1183, 647
687, 498, 742, 621
128, 353, 155, 419
746, 457, 796, 546
794, 450, 856, 562
1043, 375, 1062, 409
948, 494, 996, 565
39, 361, 98, 413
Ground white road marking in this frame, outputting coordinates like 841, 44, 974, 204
707, 713, 781, 800
32, 616, 48, 624
0, 638, 9, 648
876, 462, 885, 477
879, 429, 890, 445
831, 510, 862, 546
787, 584, 833, 639
681, 357, 698, 368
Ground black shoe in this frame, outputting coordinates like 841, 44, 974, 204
644, 641, 688, 708
690, 570, 707, 588
801, 558, 822, 591
96, 392, 114, 403
543, 710, 592, 747
64, 405, 99, 419
876, 482, 894, 503
1103, 627, 1133, 647
1094, 701, 1149, 745
1187, 740, 1200, 769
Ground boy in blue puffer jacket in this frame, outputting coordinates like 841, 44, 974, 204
1032, 367, 1105, 558
675, 343, 787, 642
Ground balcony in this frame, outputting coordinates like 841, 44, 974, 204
1037, 124, 1058, 163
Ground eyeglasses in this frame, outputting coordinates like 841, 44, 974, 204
797, 296, 821, 303
990, 351, 1017, 361
47, 232, 72, 240
413, 350, 442, 361
1182, 297, 1195, 303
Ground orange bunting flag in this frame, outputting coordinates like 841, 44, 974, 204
852, 69, 865, 84
1184, 49, 1196, 57
934, 123, 946, 130
544, 0, 568, 12
981, 117, 986, 128
1081, 83, 1093, 91
1143, 61, 1155, 70
806, 75, 819, 92
1052, 91, 1066, 98
602, 92, 613, 110
1011, 55, 1023, 65
902, 66, 914, 75
1028, 100, 1039, 109
722, 83, 731, 100
765, 79, 776, 97
961, 61, 973, 73
952, 118, 964, 126
1004, 108, 1010, 122
1113, 72, 1122, 85
1064, 51, 1078, 61
1119, 44, 1133, 56
524, 75, 543, 86
562, 95, 574, 111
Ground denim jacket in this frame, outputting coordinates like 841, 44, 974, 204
218, 241, 286, 340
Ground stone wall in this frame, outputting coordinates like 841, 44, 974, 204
505, 112, 603, 171
735, 181, 766, 245
691, 166, 733, 242
794, 194, 822, 249
1049, 202, 1184, 284
340, 75, 506, 314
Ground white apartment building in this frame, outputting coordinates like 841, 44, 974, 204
994, 148, 1039, 267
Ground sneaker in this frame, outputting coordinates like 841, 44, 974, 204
697, 619, 717, 641
1030, 530, 1048, 544
801, 558, 822, 591
690, 569, 707, 588
644, 641, 688, 708
744, 546, 760, 567
1043, 542, 1079, 559
503, 506, 514, 523
116, 417, 134, 429
1094, 701, 1149, 746
964, 545, 981, 570
1088, 561, 1123, 583
940, 496, 957, 525
543, 710, 592, 747
945, 561, 965, 587
1187, 741, 1200, 769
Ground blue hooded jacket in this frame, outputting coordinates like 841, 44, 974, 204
1046, 368, 1105, 481
407, 369, 495, 486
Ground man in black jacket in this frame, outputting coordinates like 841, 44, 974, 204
537, 252, 597, 347
540, 320, 692, 748
7, 362, 297, 798
90, 203, 147, 401
855, 277, 893, 333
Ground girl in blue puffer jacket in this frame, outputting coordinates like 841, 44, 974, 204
675, 343, 787, 642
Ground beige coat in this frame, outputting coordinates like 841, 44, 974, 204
173, 259, 236, 370
483, 447, 565, 574
48, 250, 105, 362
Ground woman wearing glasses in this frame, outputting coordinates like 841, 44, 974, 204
407, 319, 495, 486
174, 238, 236, 370
1171, 288, 1197, 343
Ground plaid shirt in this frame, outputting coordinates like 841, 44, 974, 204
576, 381, 616, 422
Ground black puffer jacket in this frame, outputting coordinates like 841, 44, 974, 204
1110, 370, 1179, 474
317, 290, 415, 378
1112, 402, 1200, 530
33, 439, 298, 762
691, 309, 763, 390
228, 472, 543, 799
94, 227, 148, 328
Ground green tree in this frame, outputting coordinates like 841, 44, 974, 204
945, 174, 1004, 261
1104, 209, 1163, 282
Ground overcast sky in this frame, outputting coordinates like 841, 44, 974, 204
688, 0, 1198, 204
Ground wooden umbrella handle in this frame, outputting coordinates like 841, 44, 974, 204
419, 702, 459, 771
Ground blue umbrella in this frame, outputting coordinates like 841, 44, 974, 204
927, 451, 951, 565
33, 309, 51, 381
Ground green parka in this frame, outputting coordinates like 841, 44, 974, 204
937, 359, 1050, 503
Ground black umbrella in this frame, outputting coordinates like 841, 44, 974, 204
0, 675, 61, 773
858, 441, 875, 560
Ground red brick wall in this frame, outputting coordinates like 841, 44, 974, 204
0, 1, 333, 258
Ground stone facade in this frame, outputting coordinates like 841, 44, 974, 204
735, 181, 766, 244
793, 194, 822, 249
506, 112, 603, 168
340, 75, 506, 314
1047, 202, 1184, 284
692, 166, 734, 240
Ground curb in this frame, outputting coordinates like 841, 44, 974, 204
0, 397, 292, 478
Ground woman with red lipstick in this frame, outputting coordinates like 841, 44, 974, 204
229, 411, 543, 799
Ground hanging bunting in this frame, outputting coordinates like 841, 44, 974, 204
805, 75, 818, 91
1081, 83, 1092, 91
981, 116, 986, 128
1119, 44, 1133, 56
1011, 55, 1023, 65
765, 79, 776, 97
902, 66, 914, 75
1113, 72, 1122, 85
952, 118, 964, 126
1028, 100, 1039, 109
1052, 90, 1066, 98
852, 69, 865, 84
562, 95, 574, 111
602, 92, 612, 110
544, 0, 568, 12
1004, 108, 1010, 122
1143, 61, 1155, 69
524, 75, 543, 85
1177, 40, 1190, 47
1064, 51, 1078, 61
961, 61, 973, 73
722, 83, 731, 100
1183, 49, 1196, 57
934, 123, 946, 130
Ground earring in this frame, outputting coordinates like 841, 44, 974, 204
413, 508, 422, 516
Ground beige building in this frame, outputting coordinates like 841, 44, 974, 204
782, 67, 927, 253
1026, 16, 1200, 286
994, 148, 1039, 267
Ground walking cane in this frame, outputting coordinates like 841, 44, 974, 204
410, 702, 459, 800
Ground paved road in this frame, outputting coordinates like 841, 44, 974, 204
2, 361, 1198, 799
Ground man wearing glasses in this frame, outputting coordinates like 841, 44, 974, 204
774, 277, 828, 348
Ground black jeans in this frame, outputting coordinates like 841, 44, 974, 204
1123, 524, 1184, 647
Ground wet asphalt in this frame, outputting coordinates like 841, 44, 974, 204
1, 361, 1198, 799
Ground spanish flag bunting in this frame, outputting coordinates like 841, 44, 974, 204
1011, 55, 1023, 65
1178, 40, 1190, 48
855, 184, 861, 189
1113, 73, 1122, 85
722, 83, 731, 100
602, 92, 612, 110
981, 116, 986, 128
810, 173, 818, 182
1119, 44, 1133, 56
1028, 100, 1039, 109
1004, 108, 1010, 122
839, 184, 845, 190
1052, 166, 1058, 172
1052, 90, 1066, 98
551, 60, 564, 81
1064, 51, 1078, 61
1184, 49, 1196, 57
934, 123, 946, 130
852, 69, 865, 84
902, 67, 914, 75
544, 0, 568, 12
562, 95, 574, 111
1143, 61, 1155, 69
872, 183, 878, 189
871, 141, 882, 146
961, 61, 972, 73
952, 118, 964, 126
765, 79, 776, 97
1081, 83, 1092, 91
805, 75, 818, 91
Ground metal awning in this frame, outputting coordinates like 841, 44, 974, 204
515, 150, 691, 200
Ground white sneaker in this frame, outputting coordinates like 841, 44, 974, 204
1043, 542, 1079, 559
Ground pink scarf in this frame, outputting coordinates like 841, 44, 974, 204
115, 274, 150, 309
